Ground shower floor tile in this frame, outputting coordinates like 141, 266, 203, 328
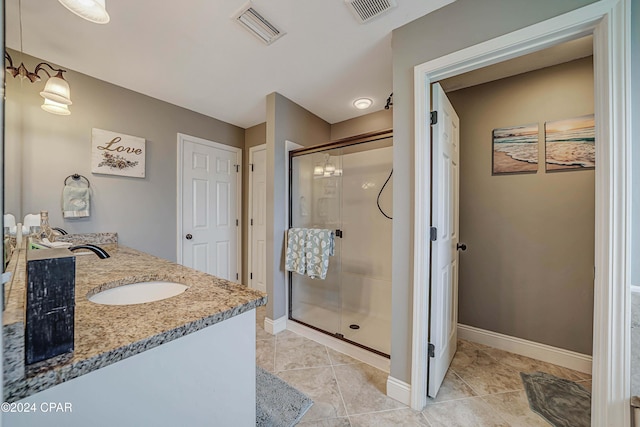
254, 307, 592, 425
290, 302, 391, 355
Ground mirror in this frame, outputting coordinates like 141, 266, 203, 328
3, 1, 214, 262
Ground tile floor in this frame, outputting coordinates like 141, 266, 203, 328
255, 306, 592, 426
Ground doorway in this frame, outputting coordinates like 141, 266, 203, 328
248, 144, 267, 292
177, 133, 242, 282
410, 3, 631, 426
428, 52, 596, 402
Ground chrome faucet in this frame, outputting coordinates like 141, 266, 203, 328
68, 245, 110, 259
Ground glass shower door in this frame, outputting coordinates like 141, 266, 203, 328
338, 144, 393, 356
289, 149, 343, 336
288, 136, 393, 358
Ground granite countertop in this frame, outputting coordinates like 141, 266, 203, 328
3, 241, 267, 402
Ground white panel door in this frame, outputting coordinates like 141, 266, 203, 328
250, 146, 267, 293
182, 137, 239, 282
428, 83, 460, 397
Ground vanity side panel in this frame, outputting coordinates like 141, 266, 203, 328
4, 310, 256, 427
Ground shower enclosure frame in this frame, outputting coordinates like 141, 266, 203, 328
287, 129, 393, 358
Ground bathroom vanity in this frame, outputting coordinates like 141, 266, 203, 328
2, 235, 266, 426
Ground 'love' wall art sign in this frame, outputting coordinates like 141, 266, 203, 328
91, 128, 146, 178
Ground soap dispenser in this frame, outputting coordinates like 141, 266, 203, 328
39, 210, 54, 242
24, 247, 75, 365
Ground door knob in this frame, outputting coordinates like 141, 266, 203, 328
456, 243, 467, 251
186, 234, 193, 240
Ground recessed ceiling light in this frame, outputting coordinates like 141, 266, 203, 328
353, 98, 373, 110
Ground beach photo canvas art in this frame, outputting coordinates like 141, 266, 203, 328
545, 114, 595, 171
492, 123, 539, 175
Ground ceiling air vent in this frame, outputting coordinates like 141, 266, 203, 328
345, 0, 398, 24
233, 4, 285, 45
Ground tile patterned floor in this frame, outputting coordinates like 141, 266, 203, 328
255, 307, 592, 426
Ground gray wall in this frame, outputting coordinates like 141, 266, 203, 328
330, 109, 393, 141
391, 0, 598, 383
242, 122, 266, 285
448, 57, 595, 355
4, 50, 244, 261
265, 93, 331, 319
4, 50, 23, 219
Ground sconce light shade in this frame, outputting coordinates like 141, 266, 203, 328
41, 98, 71, 116
314, 165, 324, 176
58, 0, 110, 24
40, 74, 72, 105
5, 51, 73, 115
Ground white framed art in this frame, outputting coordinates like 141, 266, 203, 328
91, 128, 146, 178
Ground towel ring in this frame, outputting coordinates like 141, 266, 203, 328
64, 174, 90, 188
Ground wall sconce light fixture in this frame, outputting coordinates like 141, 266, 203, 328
5, 51, 73, 115
384, 93, 393, 110
58, 0, 110, 24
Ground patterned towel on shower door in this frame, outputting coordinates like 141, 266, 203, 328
305, 228, 334, 280
285, 228, 307, 276
285, 228, 335, 280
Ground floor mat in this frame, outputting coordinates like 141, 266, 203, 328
257, 366, 313, 427
521, 371, 591, 427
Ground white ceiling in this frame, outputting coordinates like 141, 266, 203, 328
5, 0, 454, 129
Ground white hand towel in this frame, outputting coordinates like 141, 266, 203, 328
41, 238, 72, 248
62, 186, 90, 218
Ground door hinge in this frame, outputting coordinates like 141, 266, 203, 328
250, 163, 254, 172
428, 343, 435, 358
430, 111, 438, 125
250, 272, 253, 280
236, 219, 239, 226
251, 218, 253, 226
235, 164, 240, 173
335, 229, 343, 238
236, 273, 239, 280
430, 227, 437, 241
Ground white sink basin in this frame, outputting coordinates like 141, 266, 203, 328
89, 281, 189, 305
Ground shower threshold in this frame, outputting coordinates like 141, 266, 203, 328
288, 316, 390, 359
286, 317, 391, 372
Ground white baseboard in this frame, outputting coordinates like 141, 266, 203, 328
386, 376, 411, 406
458, 324, 592, 374
264, 316, 287, 335
286, 320, 390, 373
